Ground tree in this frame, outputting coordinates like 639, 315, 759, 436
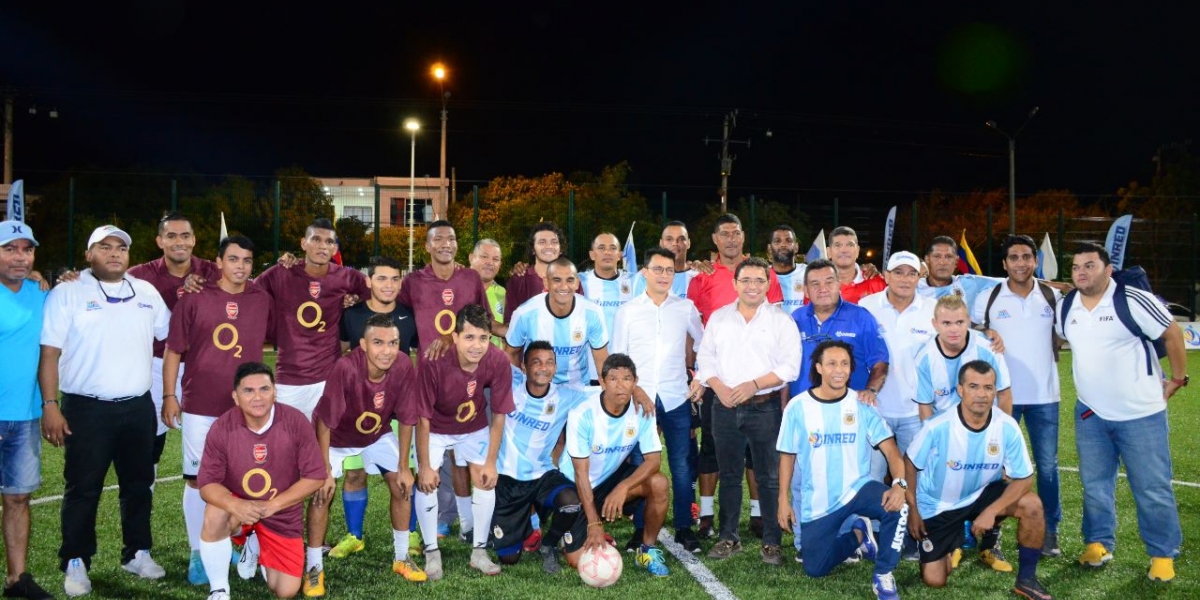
690, 196, 812, 262
335, 217, 370, 268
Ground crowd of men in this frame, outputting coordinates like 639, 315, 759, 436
0, 210, 1188, 600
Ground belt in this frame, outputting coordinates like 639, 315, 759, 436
747, 392, 778, 406
65, 391, 145, 403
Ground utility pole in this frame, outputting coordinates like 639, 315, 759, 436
705, 110, 750, 213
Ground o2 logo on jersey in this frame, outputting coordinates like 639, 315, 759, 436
373, 391, 385, 410
213, 324, 244, 358
986, 441, 1000, 457
442, 288, 455, 306
356, 411, 382, 435
242, 468, 278, 499
253, 443, 268, 464
226, 302, 239, 320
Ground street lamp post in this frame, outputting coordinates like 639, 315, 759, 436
431, 64, 449, 219
404, 118, 420, 274
986, 106, 1039, 235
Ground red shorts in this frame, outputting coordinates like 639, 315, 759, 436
234, 522, 304, 578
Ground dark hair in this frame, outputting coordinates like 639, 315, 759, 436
734, 256, 771, 280
771, 224, 796, 239
426, 220, 455, 238
829, 226, 857, 241
803, 258, 838, 284
601, 352, 638, 380
527, 222, 565, 262
546, 256, 577, 276
367, 255, 402, 276
158, 212, 192, 235
218, 235, 255, 258
234, 362, 275, 390
957, 359, 996, 385
712, 213, 742, 234
663, 220, 688, 232
1000, 234, 1037, 258
643, 246, 675, 265
306, 218, 337, 241
523, 340, 555, 365
926, 235, 957, 256
455, 304, 492, 334
363, 312, 399, 338
809, 340, 856, 387
1074, 242, 1111, 266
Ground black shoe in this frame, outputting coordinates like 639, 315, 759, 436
674, 528, 702, 554
625, 529, 645, 553
1013, 577, 1054, 600
3, 573, 53, 600
697, 516, 716, 540
749, 516, 764, 539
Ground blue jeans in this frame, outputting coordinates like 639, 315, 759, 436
630, 397, 698, 531
0, 419, 42, 495
1074, 400, 1181, 558
712, 397, 782, 546
801, 481, 906, 577
1012, 403, 1061, 534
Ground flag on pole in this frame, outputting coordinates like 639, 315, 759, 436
805, 229, 827, 263
219, 211, 229, 241
882, 206, 897, 263
1036, 232, 1057, 280
1104, 214, 1133, 271
956, 230, 983, 275
5, 180, 24, 223
622, 222, 637, 273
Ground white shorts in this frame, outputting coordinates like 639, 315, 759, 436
426, 429, 490, 470
152, 356, 184, 436
329, 435, 402, 478
181, 412, 218, 478
275, 382, 325, 421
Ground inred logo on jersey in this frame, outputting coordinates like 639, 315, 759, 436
442, 288, 455, 306
309, 281, 322, 299
226, 302, 239, 320
373, 391, 385, 409
466, 380, 477, 398
253, 443, 267, 464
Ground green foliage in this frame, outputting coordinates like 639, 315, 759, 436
335, 216, 370, 268
690, 196, 812, 261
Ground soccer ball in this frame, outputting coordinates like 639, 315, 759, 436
577, 544, 623, 588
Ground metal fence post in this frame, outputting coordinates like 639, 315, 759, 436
472, 185, 480, 248
567, 189, 575, 261
373, 183, 381, 257
273, 180, 281, 259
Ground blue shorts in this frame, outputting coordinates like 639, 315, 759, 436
0, 419, 42, 495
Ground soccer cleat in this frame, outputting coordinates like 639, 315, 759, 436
980, 548, 1013, 572
1078, 543, 1112, 567
950, 548, 963, 570
674, 528, 702, 554
424, 549, 443, 581
1013, 577, 1054, 599
328, 533, 365, 559
436, 522, 451, 538
853, 517, 878, 561
188, 550, 209, 586
4, 572, 53, 600
393, 558, 428, 583
696, 516, 716, 540
302, 567, 325, 597
1148, 557, 1175, 582
63, 559, 91, 598
872, 571, 899, 600
540, 545, 561, 574
207, 590, 231, 600
706, 540, 743, 560
469, 549, 501, 575
122, 550, 166, 579
625, 529, 645, 553
523, 529, 543, 553
1041, 532, 1061, 558
237, 537, 260, 580
637, 546, 670, 577
458, 529, 473, 544
794, 550, 804, 564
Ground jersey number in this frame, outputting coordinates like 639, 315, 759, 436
297, 302, 327, 332
212, 323, 244, 358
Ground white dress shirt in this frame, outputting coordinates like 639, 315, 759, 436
696, 301, 801, 394
610, 292, 704, 412
860, 289, 936, 418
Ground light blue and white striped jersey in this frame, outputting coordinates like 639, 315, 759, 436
906, 405, 1033, 518
578, 269, 638, 333
631, 269, 698, 299
774, 265, 807, 315
916, 274, 1002, 308
776, 388, 894, 522
914, 331, 1010, 414
506, 293, 609, 385
559, 395, 661, 487
497, 366, 600, 480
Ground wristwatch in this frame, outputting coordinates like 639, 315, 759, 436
892, 478, 908, 490
1170, 374, 1189, 387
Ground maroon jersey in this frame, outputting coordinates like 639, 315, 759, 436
255, 263, 369, 385
315, 347, 416, 448
166, 284, 273, 417
504, 268, 545, 328
129, 257, 221, 358
198, 403, 325, 538
397, 265, 490, 356
411, 344, 514, 435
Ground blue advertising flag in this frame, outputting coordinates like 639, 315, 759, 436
5, 180, 24, 223
1104, 214, 1133, 271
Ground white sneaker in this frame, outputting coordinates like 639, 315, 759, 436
207, 589, 231, 600
64, 558, 92, 597
122, 550, 166, 579
237, 533, 260, 580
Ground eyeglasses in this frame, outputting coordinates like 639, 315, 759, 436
736, 278, 768, 287
98, 278, 136, 304
649, 266, 676, 275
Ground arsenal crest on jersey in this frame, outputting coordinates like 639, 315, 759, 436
176, 287, 186, 299
309, 281, 322, 299
253, 443, 268, 464
442, 288, 455, 306
466, 380, 477, 398
226, 302, 239, 320
373, 391, 385, 410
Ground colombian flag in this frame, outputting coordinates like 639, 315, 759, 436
957, 230, 982, 275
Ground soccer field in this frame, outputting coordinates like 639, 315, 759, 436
19, 353, 1200, 599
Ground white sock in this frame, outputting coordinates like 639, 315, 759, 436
306, 546, 323, 572
415, 490, 440, 550
750, 499, 761, 518
245, 531, 260, 558
394, 529, 409, 561
471, 487, 496, 549
700, 496, 714, 517
199, 538, 231, 593
151, 463, 159, 493
183, 485, 206, 552
456, 495, 474, 532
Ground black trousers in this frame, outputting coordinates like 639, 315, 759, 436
59, 392, 156, 570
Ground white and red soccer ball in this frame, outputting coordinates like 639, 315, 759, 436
577, 544, 623, 588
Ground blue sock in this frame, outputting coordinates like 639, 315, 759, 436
343, 489, 368, 539
530, 512, 541, 530
409, 499, 418, 531
1017, 545, 1039, 580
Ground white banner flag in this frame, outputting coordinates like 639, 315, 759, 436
6, 180, 24, 223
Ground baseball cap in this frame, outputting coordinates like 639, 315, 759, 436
0, 220, 38, 247
886, 251, 920, 272
87, 225, 133, 249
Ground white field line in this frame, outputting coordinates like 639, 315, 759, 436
29, 475, 183, 506
658, 529, 739, 600
1057, 466, 1200, 489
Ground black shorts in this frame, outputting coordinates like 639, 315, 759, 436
918, 480, 1008, 563
489, 471, 575, 551
564, 461, 644, 552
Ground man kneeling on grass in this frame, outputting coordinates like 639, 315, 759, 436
198, 362, 326, 600
905, 360, 1053, 600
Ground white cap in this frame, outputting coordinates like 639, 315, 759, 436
886, 251, 921, 272
87, 225, 132, 249
0, 220, 37, 247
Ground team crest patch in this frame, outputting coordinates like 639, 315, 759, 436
253, 443, 268, 464
226, 302, 239, 320
842, 411, 856, 426
922, 539, 933, 552
493, 525, 504, 540
373, 391, 385, 410
176, 287, 185, 299
467, 380, 477, 398
544, 402, 556, 415
86, 300, 102, 311
953, 288, 964, 297
625, 426, 636, 438
308, 281, 321, 299
442, 288, 455, 306
620, 282, 631, 295
987, 441, 1000, 456
794, 282, 803, 293
571, 327, 584, 343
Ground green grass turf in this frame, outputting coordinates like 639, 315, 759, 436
15, 352, 1200, 599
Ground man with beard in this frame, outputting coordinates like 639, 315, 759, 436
769, 225, 805, 315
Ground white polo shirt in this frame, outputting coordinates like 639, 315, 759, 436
610, 293, 704, 412
860, 289, 935, 419
1056, 278, 1172, 421
41, 269, 170, 399
972, 280, 1061, 406
696, 301, 801, 394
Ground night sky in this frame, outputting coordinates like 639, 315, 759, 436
3, 2, 1197, 222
